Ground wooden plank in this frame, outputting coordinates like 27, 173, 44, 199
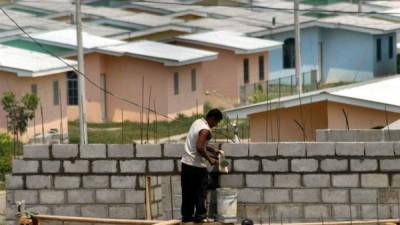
153, 219, 181, 225
145, 176, 152, 220
33, 215, 161, 225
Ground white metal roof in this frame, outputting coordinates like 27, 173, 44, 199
181, 18, 265, 34
108, 13, 183, 27
0, 45, 76, 77
177, 30, 282, 54
99, 40, 218, 66
31, 28, 125, 49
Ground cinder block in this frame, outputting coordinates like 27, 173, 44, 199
365, 142, 394, 156
220, 174, 244, 187
332, 205, 359, 220
54, 176, 80, 189
335, 143, 364, 156
304, 205, 329, 219
64, 160, 89, 173
351, 189, 377, 203
277, 142, 306, 157
92, 160, 117, 173
291, 159, 318, 172
14, 190, 38, 204
163, 144, 185, 157
249, 143, 277, 157
395, 142, 400, 156
391, 174, 400, 187
81, 205, 108, 218
316, 130, 328, 142
67, 190, 95, 203
148, 160, 174, 172
303, 174, 330, 187
233, 159, 260, 172
83, 175, 109, 188
25, 205, 50, 215
332, 174, 359, 187
245, 174, 272, 188
321, 189, 348, 203
320, 159, 348, 172
125, 190, 145, 203
306, 142, 335, 156
136, 144, 162, 158
293, 189, 320, 203
39, 190, 65, 204
96, 189, 124, 203
109, 206, 137, 219
351, 159, 378, 172
80, 144, 106, 158
52, 144, 78, 159
111, 176, 136, 188
274, 205, 302, 219
12, 160, 39, 174
262, 159, 288, 172
23, 145, 49, 159
42, 160, 61, 173
108, 144, 134, 158
5, 175, 23, 189
263, 189, 290, 203
361, 174, 389, 187
53, 205, 81, 216
238, 188, 263, 203
274, 174, 301, 188
361, 204, 391, 219
26, 175, 52, 189
221, 143, 248, 157
380, 159, 400, 171
120, 160, 146, 173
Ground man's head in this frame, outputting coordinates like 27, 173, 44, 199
206, 108, 223, 128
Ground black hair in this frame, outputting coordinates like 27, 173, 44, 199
206, 108, 223, 120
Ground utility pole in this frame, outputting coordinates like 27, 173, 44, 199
76, 0, 88, 144
294, 0, 302, 94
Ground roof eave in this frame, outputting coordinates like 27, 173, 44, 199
234, 44, 283, 54
164, 54, 218, 66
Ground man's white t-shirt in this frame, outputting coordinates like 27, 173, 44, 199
181, 118, 210, 168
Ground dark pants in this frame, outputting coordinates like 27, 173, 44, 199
181, 163, 208, 222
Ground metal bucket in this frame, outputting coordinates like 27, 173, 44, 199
216, 188, 237, 223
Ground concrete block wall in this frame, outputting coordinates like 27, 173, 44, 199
316, 129, 400, 142
6, 142, 400, 224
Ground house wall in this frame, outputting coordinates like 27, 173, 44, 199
0, 72, 68, 142
373, 32, 397, 77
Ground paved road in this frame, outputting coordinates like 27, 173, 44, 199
0, 191, 5, 225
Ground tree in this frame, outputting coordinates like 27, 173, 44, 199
249, 84, 270, 103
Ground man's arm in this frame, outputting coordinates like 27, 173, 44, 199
197, 129, 217, 165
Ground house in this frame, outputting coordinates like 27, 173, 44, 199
175, 30, 282, 106
0, 45, 76, 142
225, 75, 400, 142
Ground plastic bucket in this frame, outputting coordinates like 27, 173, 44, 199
216, 188, 238, 223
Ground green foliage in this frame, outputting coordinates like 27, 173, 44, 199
249, 84, 270, 103
0, 133, 14, 180
203, 101, 213, 114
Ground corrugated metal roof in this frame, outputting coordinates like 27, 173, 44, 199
109, 13, 183, 27
318, 15, 400, 32
181, 18, 265, 34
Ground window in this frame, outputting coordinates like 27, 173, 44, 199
67, 72, 78, 105
31, 84, 37, 95
259, 55, 265, 81
53, 80, 59, 106
243, 58, 249, 84
173, 72, 179, 95
191, 69, 196, 91
377, 38, 382, 62
389, 36, 394, 59
283, 38, 295, 68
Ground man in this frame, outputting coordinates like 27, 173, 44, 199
181, 108, 223, 223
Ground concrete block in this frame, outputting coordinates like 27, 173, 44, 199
361, 174, 389, 187
96, 189, 124, 203
335, 143, 364, 156
64, 160, 89, 173
274, 205, 302, 219
26, 175, 52, 189
361, 205, 391, 219
391, 174, 400, 187
54, 176, 80, 189
148, 160, 174, 172
365, 142, 394, 156
125, 190, 145, 203
395, 142, 400, 156
277, 142, 306, 157
332, 205, 358, 220
351, 159, 378, 172
52, 144, 78, 159
246, 174, 272, 188
12, 160, 39, 174
221, 143, 248, 157
321, 189, 348, 203
81, 205, 108, 218
83, 175, 109, 188
292, 189, 320, 203
23, 145, 50, 159
263, 189, 290, 203
109, 206, 137, 219
351, 189, 377, 203
53, 205, 81, 216
163, 144, 185, 157
220, 174, 244, 187
120, 160, 146, 173
5, 175, 23, 189
67, 190, 95, 203
306, 142, 335, 156
320, 159, 348, 172
316, 130, 328, 142
274, 174, 301, 188
291, 159, 318, 172
25, 205, 50, 215
14, 190, 38, 204
111, 176, 136, 188
249, 143, 277, 157
39, 190, 65, 204
304, 205, 329, 219
238, 188, 263, 203
234, 159, 260, 172
262, 159, 288, 172
303, 174, 330, 187
332, 174, 359, 187
42, 160, 61, 173
92, 160, 117, 173
136, 144, 162, 158
80, 144, 106, 158
380, 159, 400, 171
108, 144, 134, 158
